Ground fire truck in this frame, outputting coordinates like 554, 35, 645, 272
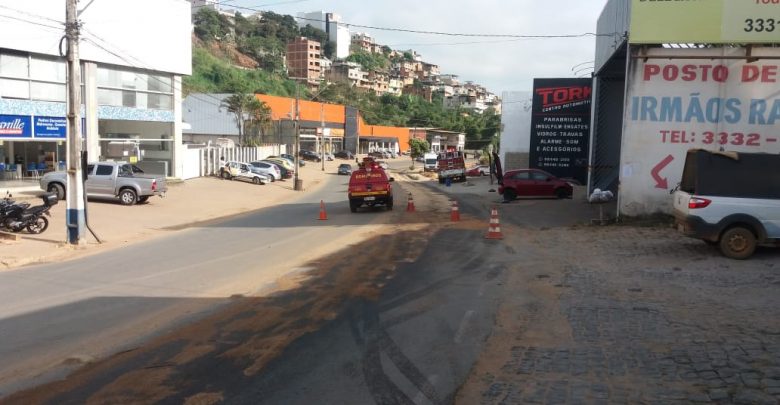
436, 148, 466, 184
347, 157, 394, 212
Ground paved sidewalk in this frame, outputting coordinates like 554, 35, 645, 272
0, 160, 342, 270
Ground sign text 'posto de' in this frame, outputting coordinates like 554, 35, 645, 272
635, 63, 780, 127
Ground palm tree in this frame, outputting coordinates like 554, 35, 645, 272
221, 94, 254, 146
244, 99, 273, 146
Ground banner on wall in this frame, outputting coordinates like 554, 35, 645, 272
34, 116, 67, 139
529, 78, 592, 185
0, 115, 33, 138
620, 49, 780, 215
630, 0, 780, 44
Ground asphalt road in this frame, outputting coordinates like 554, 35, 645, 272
0, 171, 391, 397
220, 221, 510, 404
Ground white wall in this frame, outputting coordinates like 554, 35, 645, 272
620, 47, 780, 216
0, 0, 192, 75
499, 91, 533, 167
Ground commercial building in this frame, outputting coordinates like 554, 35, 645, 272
591, 0, 780, 216
0, 0, 191, 179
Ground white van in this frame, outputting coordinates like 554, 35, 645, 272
423, 152, 438, 172
672, 149, 780, 259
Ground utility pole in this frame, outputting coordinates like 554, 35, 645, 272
320, 103, 325, 171
294, 85, 302, 191
66, 0, 86, 244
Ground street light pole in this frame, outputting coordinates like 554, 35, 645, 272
320, 103, 325, 171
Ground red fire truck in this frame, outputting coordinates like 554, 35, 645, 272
437, 148, 466, 184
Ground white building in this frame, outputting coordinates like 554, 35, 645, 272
0, 0, 191, 178
499, 92, 532, 171
296, 11, 350, 59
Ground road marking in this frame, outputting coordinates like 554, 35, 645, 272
412, 374, 439, 404
453, 310, 476, 343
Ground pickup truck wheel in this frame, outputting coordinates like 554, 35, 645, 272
386, 198, 394, 210
119, 189, 137, 206
48, 183, 65, 200
555, 188, 569, 199
138, 196, 150, 203
349, 201, 358, 213
719, 226, 757, 260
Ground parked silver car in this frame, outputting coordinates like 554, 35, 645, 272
248, 161, 282, 181
673, 149, 780, 259
222, 161, 269, 185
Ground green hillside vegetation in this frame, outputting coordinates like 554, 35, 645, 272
186, 8, 500, 149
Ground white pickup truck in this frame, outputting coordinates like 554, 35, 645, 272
39, 161, 167, 205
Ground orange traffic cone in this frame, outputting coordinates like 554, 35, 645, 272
450, 199, 460, 222
318, 200, 328, 220
485, 207, 503, 239
406, 193, 416, 212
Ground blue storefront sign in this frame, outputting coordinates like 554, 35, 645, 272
0, 115, 33, 138
34, 116, 67, 139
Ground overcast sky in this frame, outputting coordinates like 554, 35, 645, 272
228, 0, 609, 95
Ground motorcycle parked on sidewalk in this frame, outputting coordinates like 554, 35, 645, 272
0, 192, 57, 234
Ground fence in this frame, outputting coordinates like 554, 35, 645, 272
197, 145, 287, 177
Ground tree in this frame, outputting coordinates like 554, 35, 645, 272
408, 138, 430, 169
245, 100, 273, 146
221, 93, 268, 146
193, 8, 231, 41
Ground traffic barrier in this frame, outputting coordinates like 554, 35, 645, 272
318, 200, 328, 220
450, 199, 460, 222
485, 207, 503, 239
406, 193, 416, 212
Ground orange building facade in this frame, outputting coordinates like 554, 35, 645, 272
255, 94, 410, 154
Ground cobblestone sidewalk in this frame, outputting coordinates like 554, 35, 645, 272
459, 226, 780, 405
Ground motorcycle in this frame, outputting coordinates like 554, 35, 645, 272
0, 192, 57, 234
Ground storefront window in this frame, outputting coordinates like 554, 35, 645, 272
30, 58, 65, 82
0, 54, 29, 78
0, 78, 29, 99
31, 82, 65, 102
96, 66, 173, 111
0, 53, 67, 102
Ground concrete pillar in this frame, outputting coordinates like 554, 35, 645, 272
173, 75, 183, 179
82, 62, 99, 161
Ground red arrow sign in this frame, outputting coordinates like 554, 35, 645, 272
651, 154, 674, 189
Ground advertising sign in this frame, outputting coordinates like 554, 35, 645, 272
630, 0, 780, 44
619, 48, 780, 216
0, 115, 33, 138
529, 78, 592, 184
34, 116, 67, 139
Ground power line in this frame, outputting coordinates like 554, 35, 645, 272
194, 2, 617, 40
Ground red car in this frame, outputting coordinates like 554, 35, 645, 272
466, 165, 490, 176
498, 169, 573, 201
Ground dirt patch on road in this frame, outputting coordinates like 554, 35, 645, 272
2, 176, 451, 404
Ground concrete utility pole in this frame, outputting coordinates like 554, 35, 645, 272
293, 85, 302, 191
320, 103, 325, 171
66, 0, 86, 244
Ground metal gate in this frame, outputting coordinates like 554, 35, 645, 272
589, 75, 625, 194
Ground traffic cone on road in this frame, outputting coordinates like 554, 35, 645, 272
406, 193, 416, 212
485, 207, 503, 239
450, 200, 460, 222
318, 200, 328, 220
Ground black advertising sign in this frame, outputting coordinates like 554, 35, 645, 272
529, 78, 592, 184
